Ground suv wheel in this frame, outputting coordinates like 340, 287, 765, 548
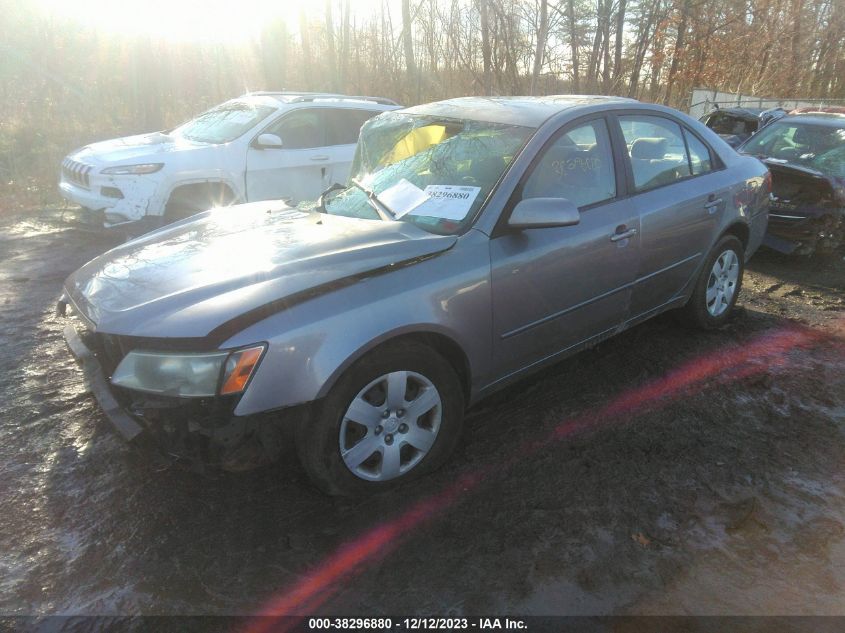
682, 234, 744, 329
296, 341, 464, 496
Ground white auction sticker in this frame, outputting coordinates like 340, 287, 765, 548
411, 185, 481, 221
379, 179, 431, 218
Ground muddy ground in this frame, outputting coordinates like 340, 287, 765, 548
0, 207, 843, 622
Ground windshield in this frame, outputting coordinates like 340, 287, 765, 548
740, 119, 845, 173
173, 101, 276, 144
316, 112, 534, 234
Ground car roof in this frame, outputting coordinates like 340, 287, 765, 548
777, 113, 845, 128
402, 95, 639, 127
709, 107, 765, 119
242, 92, 400, 107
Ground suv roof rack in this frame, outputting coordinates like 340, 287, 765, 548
246, 91, 400, 106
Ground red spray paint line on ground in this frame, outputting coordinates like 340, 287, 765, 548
246, 322, 836, 631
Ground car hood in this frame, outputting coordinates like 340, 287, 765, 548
70, 132, 207, 166
64, 201, 457, 341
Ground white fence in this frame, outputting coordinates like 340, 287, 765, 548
688, 88, 845, 119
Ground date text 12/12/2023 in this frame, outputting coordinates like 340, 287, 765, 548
307, 618, 528, 630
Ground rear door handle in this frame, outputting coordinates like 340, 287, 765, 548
704, 197, 723, 213
610, 228, 638, 242
310, 155, 330, 161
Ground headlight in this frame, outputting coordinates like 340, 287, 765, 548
111, 345, 265, 398
101, 163, 164, 175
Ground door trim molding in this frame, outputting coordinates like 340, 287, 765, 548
500, 251, 701, 339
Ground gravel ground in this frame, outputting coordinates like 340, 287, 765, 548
0, 207, 843, 620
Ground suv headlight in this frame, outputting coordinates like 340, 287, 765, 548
101, 163, 164, 175
111, 345, 265, 398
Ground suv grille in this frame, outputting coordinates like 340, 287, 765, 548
62, 159, 93, 189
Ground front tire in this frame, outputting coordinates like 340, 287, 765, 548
295, 341, 465, 496
682, 234, 745, 329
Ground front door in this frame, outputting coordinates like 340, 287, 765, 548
245, 108, 330, 204
489, 117, 640, 381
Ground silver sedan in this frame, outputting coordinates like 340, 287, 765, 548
60, 96, 770, 495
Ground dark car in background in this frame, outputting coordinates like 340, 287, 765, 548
699, 106, 788, 148
738, 111, 845, 256
699, 107, 765, 148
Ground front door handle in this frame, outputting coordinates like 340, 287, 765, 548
610, 227, 638, 242
310, 155, 330, 161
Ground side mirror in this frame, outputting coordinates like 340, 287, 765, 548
253, 133, 283, 149
508, 197, 581, 229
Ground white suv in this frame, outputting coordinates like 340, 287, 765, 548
59, 92, 400, 230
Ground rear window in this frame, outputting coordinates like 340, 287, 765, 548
327, 109, 382, 145
706, 112, 757, 136
684, 130, 714, 175
620, 115, 692, 191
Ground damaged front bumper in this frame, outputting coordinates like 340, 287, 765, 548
59, 169, 166, 228
63, 323, 145, 441
763, 160, 845, 256
765, 210, 844, 255
59, 301, 292, 470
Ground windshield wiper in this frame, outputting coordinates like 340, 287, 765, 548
317, 182, 346, 213
350, 178, 397, 222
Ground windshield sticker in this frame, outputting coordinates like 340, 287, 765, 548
409, 185, 481, 220
379, 179, 431, 218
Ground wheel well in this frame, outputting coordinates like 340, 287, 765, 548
722, 222, 749, 250
374, 332, 472, 402
166, 182, 236, 209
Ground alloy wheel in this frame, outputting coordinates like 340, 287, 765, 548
706, 249, 740, 317
339, 371, 442, 481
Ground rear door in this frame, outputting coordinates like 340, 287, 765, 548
245, 108, 330, 203
323, 108, 383, 185
489, 117, 640, 380
615, 114, 727, 318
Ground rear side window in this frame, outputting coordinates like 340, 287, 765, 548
326, 109, 381, 145
265, 109, 325, 149
620, 115, 692, 191
521, 119, 616, 208
684, 129, 713, 175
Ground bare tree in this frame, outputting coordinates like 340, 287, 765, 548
529, 0, 549, 94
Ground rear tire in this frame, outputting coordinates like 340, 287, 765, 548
682, 235, 745, 329
295, 341, 465, 496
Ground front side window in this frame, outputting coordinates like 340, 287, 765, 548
265, 110, 325, 149
173, 101, 276, 144
620, 115, 692, 191
521, 119, 616, 208
317, 112, 534, 234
